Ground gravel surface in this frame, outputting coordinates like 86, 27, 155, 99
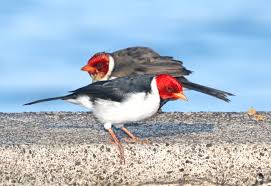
0, 112, 271, 185
1, 112, 271, 145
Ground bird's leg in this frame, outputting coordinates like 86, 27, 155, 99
121, 127, 150, 144
104, 124, 125, 163
157, 108, 164, 113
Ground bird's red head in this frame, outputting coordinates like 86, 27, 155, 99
81, 53, 110, 81
155, 74, 187, 101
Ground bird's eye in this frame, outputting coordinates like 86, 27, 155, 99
166, 87, 174, 93
95, 63, 104, 69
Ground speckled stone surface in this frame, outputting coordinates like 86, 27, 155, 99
0, 112, 271, 185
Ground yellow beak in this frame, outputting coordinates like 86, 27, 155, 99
173, 92, 188, 101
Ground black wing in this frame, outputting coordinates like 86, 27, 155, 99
111, 46, 192, 78
112, 46, 160, 59
71, 75, 154, 102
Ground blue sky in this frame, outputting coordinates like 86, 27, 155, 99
0, 0, 270, 112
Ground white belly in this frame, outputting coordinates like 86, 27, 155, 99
65, 78, 160, 126
66, 95, 93, 110
93, 92, 160, 124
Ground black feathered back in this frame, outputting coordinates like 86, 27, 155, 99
70, 75, 154, 102
24, 75, 155, 106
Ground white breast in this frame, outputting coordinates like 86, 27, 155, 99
93, 79, 160, 124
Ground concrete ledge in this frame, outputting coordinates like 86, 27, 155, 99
0, 112, 271, 185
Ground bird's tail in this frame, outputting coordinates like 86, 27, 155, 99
24, 94, 74, 106
176, 77, 234, 102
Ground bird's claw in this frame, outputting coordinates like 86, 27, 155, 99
123, 137, 151, 144
107, 128, 126, 164
116, 142, 125, 164
109, 138, 125, 164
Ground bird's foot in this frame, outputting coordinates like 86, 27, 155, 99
121, 127, 151, 144
123, 137, 151, 144
115, 141, 125, 164
108, 128, 125, 164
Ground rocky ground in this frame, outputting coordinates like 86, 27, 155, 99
0, 112, 271, 185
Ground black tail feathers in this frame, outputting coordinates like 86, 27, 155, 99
176, 77, 234, 102
24, 95, 73, 106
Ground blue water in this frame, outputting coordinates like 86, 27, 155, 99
0, 1, 270, 112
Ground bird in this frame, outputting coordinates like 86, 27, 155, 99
81, 46, 233, 104
24, 74, 188, 163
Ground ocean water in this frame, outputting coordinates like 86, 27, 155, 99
0, 0, 271, 112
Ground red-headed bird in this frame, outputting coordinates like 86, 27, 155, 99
24, 74, 187, 163
81, 46, 233, 103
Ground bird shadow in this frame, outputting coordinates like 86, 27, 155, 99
44, 124, 96, 129
43, 122, 214, 138
115, 123, 214, 138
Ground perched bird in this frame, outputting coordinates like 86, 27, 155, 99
24, 74, 187, 162
81, 46, 233, 103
